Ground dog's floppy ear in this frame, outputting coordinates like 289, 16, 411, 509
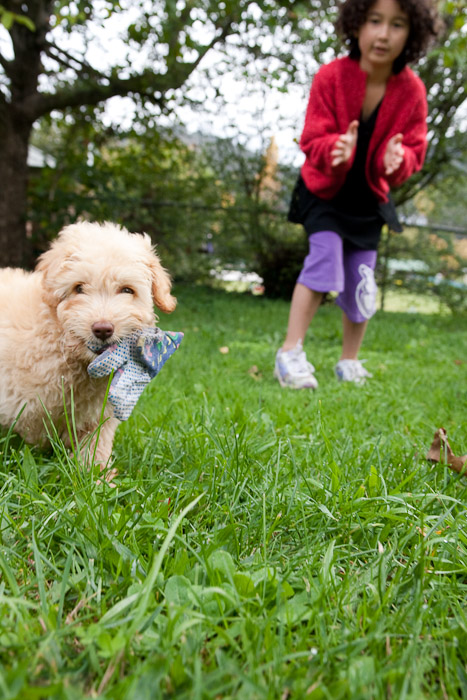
149, 254, 177, 314
36, 237, 70, 309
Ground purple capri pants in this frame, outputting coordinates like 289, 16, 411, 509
297, 231, 378, 323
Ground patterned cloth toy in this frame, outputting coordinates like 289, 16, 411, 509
87, 328, 184, 421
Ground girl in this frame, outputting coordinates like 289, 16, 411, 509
274, 0, 440, 388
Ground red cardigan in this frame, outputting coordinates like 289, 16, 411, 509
299, 56, 428, 203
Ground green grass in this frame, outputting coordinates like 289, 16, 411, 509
1, 285, 467, 699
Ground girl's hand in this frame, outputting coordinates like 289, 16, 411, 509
384, 134, 405, 175
331, 120, 359, 167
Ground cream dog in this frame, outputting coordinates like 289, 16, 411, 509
0, 221, 176, 473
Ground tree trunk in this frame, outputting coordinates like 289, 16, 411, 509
0, 108, 33, 269
0, 0, 187, 271
0, 0, 48, 269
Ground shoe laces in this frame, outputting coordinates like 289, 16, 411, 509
286, 341, 316, 375
339, 359, 371, 380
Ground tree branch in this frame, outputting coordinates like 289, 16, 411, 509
21, 13, 236, 121
44, 41, 105, 78
0, 53, 12, 77
22, 71, 165, 119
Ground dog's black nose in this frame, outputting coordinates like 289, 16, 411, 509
91, 322, 114, 341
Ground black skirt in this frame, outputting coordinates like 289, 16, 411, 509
287, 175, 402, 251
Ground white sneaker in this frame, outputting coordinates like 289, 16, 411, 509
335, 359, 372, 384
274, 340, 318, 389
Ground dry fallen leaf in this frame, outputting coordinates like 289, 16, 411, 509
248, 365, 262, 380
426, 427, 467, 474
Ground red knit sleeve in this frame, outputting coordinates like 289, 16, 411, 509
376, 78, 428, 188
299, 64, 353, 179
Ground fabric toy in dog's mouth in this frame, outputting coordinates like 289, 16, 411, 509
87, 327, 183, 420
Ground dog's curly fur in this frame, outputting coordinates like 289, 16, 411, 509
0, 221, 176, 469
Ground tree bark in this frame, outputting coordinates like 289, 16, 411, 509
0, 107, 33, 268
0, 0, 50, 268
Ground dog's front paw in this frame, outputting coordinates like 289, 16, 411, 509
96, 466, 119, 487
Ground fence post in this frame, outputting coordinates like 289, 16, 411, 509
379, 226, 391, 312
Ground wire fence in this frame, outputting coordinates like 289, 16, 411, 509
399, 219, 467, 238
56, 192, 467, 237
29, 192, 466, 312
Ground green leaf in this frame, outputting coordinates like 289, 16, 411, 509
233, 572, 256, 597
320, 539, 335, 586
208, 549, 236, 581
368, 464, 380, 496
0, 9, 14, 29
164, 575, 192, 606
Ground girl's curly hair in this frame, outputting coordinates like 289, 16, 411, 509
335, 0, 442, 73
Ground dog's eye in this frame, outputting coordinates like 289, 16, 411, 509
120, 287, 135, 295
74, 284, 85, 294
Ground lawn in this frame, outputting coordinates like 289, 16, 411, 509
1, 285, 467, 699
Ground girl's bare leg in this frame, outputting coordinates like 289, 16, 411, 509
282, 283, 323, 351
340, 312, 368, 360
